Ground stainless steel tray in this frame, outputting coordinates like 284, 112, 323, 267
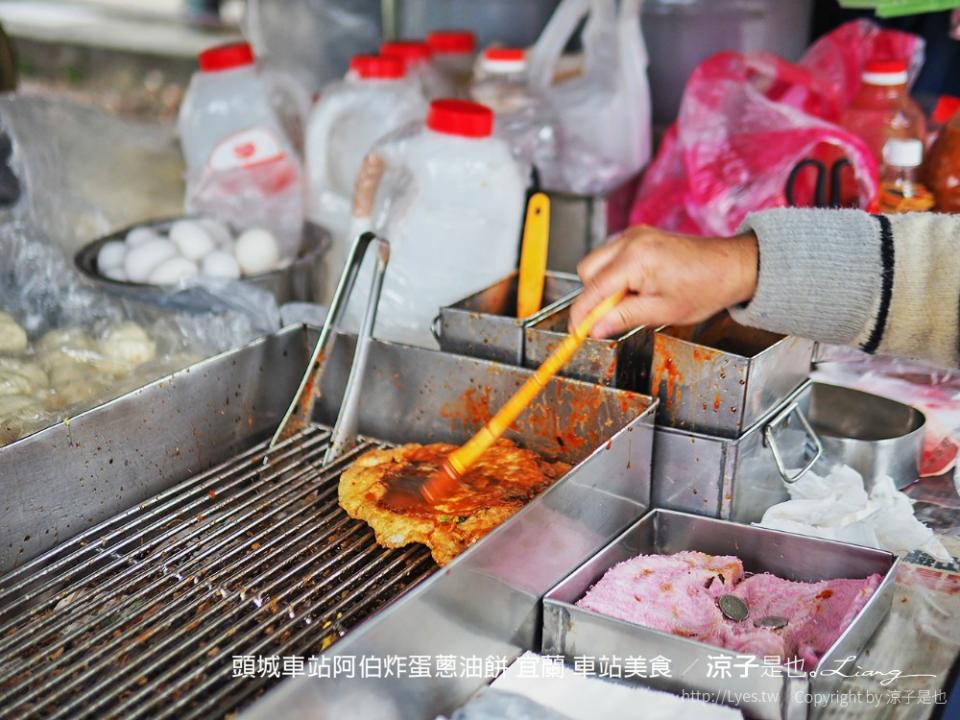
75, 217, 332, 308
652, 380, 818, 523
523, 297, 652, 389
435, 270, 581, 365
1, 325, 657, 720
542, 509, 899, 720
649, 313, 814, 438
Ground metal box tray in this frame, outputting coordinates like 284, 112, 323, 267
436, 271, 581, 365
524, 298, 652, 390
542, 509, 899, 720
652, 380, 820, 523
1, 325, 657, 720
650, 313, 814, 438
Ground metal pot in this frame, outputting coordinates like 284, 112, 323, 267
74, 218, 331, 309
803, 382, 925, 491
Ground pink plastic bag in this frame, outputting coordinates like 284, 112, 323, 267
629, 20, 925, 236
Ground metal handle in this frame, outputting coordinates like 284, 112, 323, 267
430, 314, 442, 343
268, 231, 388, 452
762, 402, 823, 484
324, 235, 390, 463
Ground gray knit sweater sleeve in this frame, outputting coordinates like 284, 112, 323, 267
729, 208, 960, 367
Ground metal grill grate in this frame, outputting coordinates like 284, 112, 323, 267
0, 425, 436, 720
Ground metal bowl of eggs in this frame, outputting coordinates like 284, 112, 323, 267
75, 217, 332, 309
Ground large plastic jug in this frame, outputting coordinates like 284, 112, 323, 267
469, 47, 561, 188
380, 40, 453, 100
305, 55, 426, 244
348, 99, 527, 347
178, 42, 307, 261
426, 30, 477, 95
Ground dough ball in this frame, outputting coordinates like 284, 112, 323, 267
0, 370, 34, 396
0, 393, 43, 420
124, 238, 177, 283
97, 322, 156, 370
0, 313, 27, 354
201, 250, 241, 280
47, 359, 89, 388
36, 328, 96, 368
169, 220, 215, 262
0, 357, 48, 390
235, 228, 280, 276
48, 379, 101, 410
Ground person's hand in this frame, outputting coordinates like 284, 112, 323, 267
569, 226, 759, 338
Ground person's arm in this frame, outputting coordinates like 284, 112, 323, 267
569, 209, 960, 368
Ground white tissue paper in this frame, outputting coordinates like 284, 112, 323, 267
758, 464, 950, 562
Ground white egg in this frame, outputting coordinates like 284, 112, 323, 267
148, 257, 199, 285
125, 226, 161, 247
124, 238, 177, 283
198, 217, 234, 248
101, 264, 128, 282
169, 220, 215, 261
235, 228, 280, 276
201, 250, 241, 279
97, 240, 127, 271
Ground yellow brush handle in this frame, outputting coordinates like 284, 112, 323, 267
517, 193, 551, 319
446, 290, 626, 477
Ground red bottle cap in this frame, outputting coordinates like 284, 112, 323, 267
862, 58, 908, 85
198, 42, 255, 72
380, 40, 432, 66
426, 30, 476, 55
932, 96, 960, 125
484, 48, 525, 62
482, 47, 526, 73
426, 99, 494, 138
349, 55, 406, 80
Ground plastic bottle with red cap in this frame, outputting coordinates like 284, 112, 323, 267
425, 30, 477, 93
178, 41, 307, 260
840, 58, 927, 165
924, 98, 960, 212
380, 39, 453, 100
343, 97, 526, 348
467, 46, 561, 188
305, 53, 426, 255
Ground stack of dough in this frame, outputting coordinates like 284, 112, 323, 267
0, 315, 157, 445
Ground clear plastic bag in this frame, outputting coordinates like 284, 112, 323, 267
628, 20, 924, 235
245, 0, 383, 97
0, 94, 184, 255
0, 220, 273, 446
527, 0, 652, 195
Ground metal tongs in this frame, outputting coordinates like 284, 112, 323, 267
267, 231, 390, 464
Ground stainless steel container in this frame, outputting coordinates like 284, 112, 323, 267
74, 218, 332, 308
524, 298, 652, 390
0, 325, 657, 720
542, 509, 899, 720
649, 313, 814, 438
652, 380, 821, 523
435, 271, 580, 365
803, 382, 924, 491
